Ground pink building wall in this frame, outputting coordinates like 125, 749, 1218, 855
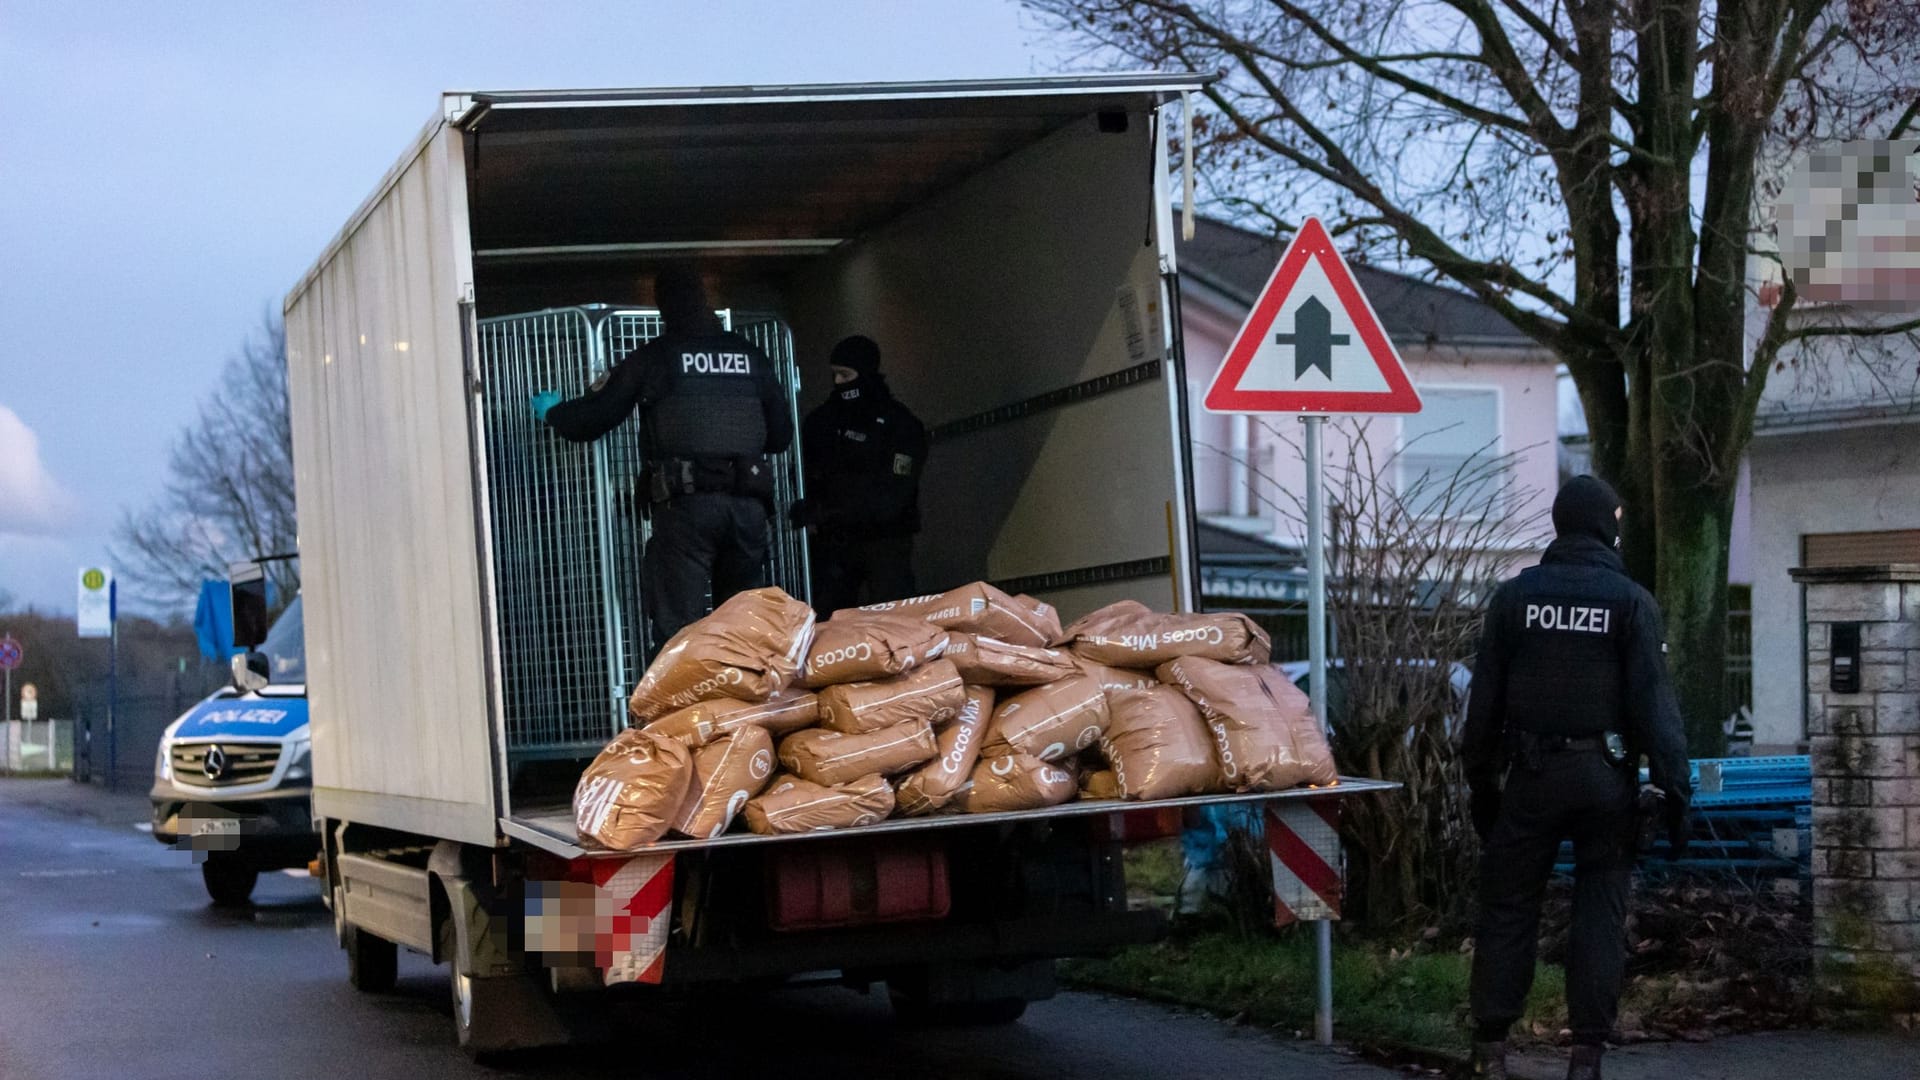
1181, 293, 1561, 546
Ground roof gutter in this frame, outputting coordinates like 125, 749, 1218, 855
449, 71, 1220, 119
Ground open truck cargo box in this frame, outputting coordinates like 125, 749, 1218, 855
285, 74, 1295, 851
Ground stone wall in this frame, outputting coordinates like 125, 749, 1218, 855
1794, 564, 1920, 1011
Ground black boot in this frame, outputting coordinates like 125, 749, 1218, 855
1470, 1040, 1509, 1079
1567, 1043, 1603, 1080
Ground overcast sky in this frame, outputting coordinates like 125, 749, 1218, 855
0, 0, 1058, 615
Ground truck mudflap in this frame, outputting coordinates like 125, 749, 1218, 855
524, 853, 676, 986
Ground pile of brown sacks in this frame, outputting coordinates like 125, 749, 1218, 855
571, 583, 1338, 850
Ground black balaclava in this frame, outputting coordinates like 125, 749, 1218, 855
654, 265, 716, 334
1552, 474, 1622, 548
830, 335, 882, 400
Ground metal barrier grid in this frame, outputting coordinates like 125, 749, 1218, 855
732, 314, 811, 606
478, 310, 622, 755
478, 306, 809, 756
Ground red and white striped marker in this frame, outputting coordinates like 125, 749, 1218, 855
1266, 799, 1342, 926
593, 853, 675, 985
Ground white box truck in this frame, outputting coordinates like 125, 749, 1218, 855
284, 74, 1390, 1055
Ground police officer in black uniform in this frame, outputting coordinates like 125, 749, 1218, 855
789, 335, 927, 612
1461, 476, 1691, 1080
536, 267, 793, 642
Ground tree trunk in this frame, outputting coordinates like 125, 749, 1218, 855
1653, 473, 1735, 756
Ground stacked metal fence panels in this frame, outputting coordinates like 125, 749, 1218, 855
477, 306, 808, 757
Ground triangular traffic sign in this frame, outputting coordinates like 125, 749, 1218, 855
1202, 217, 1422, 415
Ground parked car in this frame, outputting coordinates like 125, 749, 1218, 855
1277, 657, 1472, 734
150, 593, 315, 906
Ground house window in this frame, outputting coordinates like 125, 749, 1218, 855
1396, 387, 1505, 514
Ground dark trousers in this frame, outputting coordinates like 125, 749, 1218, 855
644, 493, 770, 643
810, 532, 916, 614
1470, 747, 1637, 1042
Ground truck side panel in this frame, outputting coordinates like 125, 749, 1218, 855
783, 112, 1179, 619
285, 118, 498, 845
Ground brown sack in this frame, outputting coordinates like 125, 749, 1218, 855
1071, 657, 1160, 695
1101, 685, 1223, 801
742, 773, 896, 835
1064, 600, 1272, 668
1013, 594, 1066, 646
835, 582, 1054, 648
816, 659, 965, 735
1080, 769, 1122, 800
1157, 657, 1318, 792
943, 633, 1078, 688
1282, 694, 1339, 788
628, 587, 816, 723
669, 727, 777, 839
895, 686, 993, 816
950, 753, 1077, 813
980, 675, 1109, 763
643, 689, 819, 748
798, 614, 950, 689
778, 720, 938, 787
572, 729, 694, 850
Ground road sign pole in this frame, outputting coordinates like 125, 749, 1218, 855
107, 582, 118, 791
1303, 413, 1334, 1045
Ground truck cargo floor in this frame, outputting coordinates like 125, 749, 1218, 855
502, 777, 1398, 860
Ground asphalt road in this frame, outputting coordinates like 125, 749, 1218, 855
0, 780, 1394, 1080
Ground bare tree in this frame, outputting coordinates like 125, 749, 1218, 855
1030, 0, 1920, 753
113, 317, 298, 612
1240, 422, 1548, 928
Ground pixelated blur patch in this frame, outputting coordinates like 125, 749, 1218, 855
1777, 139, 1920, 312
523, 879, 602, 955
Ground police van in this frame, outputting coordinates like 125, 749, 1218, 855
149, 570, 316, 907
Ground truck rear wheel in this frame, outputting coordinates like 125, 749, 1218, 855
890, 992, 1028, 1026
451, 967, 562, 1058
201, 856, 257, 907
345, 923, 398, 993
887, 959, 1050, 1026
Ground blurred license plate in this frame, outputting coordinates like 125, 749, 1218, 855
191, 818, 242, 838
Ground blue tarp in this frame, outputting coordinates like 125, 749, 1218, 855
193, 580, 234, 662
1182, 803, 1265, 874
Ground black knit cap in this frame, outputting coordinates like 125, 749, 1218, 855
1552, 474, 1621, 545
829, 335, 881, 378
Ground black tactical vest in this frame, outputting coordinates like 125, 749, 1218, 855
1498, 539, 1637, 737
640, 330, 772, 460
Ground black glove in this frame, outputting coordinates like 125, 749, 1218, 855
1663, 792, 1691, 858
1470, 787, 1502, 841
787, 499, 816, 528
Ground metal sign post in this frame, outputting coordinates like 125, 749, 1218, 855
1302, 413, 1333, 1044
108, 581, 118, 789
1201, 215, 1427, 1049
0, 634, 21, 728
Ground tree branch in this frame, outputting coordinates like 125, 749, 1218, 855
1264, 0, 1537, 135
1786, 311, 1920, 342
1438, 0, 1570, 146
1891, 96, 1920, 140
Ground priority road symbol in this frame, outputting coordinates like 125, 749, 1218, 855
1276, 297, 1347, 380
1203, 216, 1422, 416
0, 635, 21, 671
